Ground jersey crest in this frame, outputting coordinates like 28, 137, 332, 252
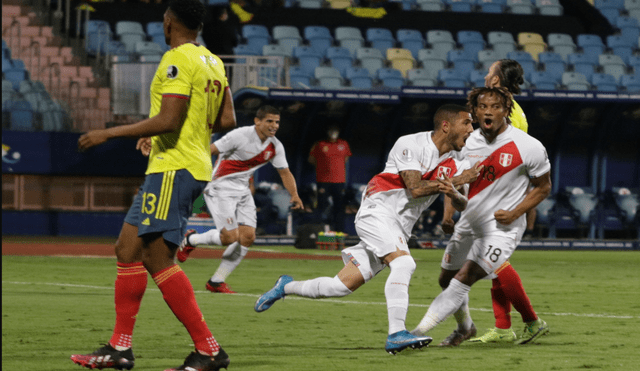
499, 153, 513, 167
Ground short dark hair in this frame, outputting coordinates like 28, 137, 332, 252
496, 59, 524, 95
433, 104, 468, 131
467, 87, 513, 120
256, 105, 280, 119
167, 0, 206, 31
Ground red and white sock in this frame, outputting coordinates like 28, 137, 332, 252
153, 264, 220, 355
109, 262, 147, 351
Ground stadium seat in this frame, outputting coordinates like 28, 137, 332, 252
612, 187, 639, 224
345, 66, 373, 89
146, 22, 164, 37
438, 68, 468, 87
293, 46, 323, 75
356, 47, 385, 76
487, 31, 517, 59
335, 27, 365, 57
562, 71, 590, 90
568, 53, 596, 82
530, 70, 558, 89
538, 51, 566, 81
116, 21, 146, 53
535, 196, 557, 236
273, 25, 303, 56
326, 46, 353, 76
606, 35, 635, 64
270, 189, 294, 219
304, 26, 333, 56
620, 73, 640, 91
470, 69, 488, 87
376, 67, 405, 89
387, 48, 415, 77
402, 0, 418, 9
507, 0, 535, 14
616, 16, 640, 44
478, 49, 500, 70
599, 54, 627, 81
478, 0, 506, 13
629, 54, 640, 71
242, 25, 271, 54
407, 68, 437, 86
576, 34, 605, 63
134, 41, 164, 57
314, 66, 344, 89
446, 0, 474, 12
426, 30, 456, 60
299, 0, 324, 8
289, 66, 312, 88
595, 0, 623, 23
397, 29, 425, 59
591, 73, 618, 91
85, 20, 112, 56
547, 33, 576, 61
367, 28, 396, 57
416, 49, 446, 80
457, 30, 486, 58
565, 187, 598, 238
417, 0, 446, 11
263, 44, 292, 58
233, 44, 261, 56
448, 49, 477, 76
506, 51, 537, 79
8, 100, 35, 131
518, 32, 546, 61
4, 66, 28, 91
536, 0, 563, 15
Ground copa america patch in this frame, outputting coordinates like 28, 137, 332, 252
402, 148, 413, 161
167, 65, 179, 79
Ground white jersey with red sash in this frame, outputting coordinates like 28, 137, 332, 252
454, 125, 550, 236
204, 126, 288, 197
356, 131, 467, 238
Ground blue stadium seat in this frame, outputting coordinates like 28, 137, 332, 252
263, 44, 292, 58
299, 0, 323, 8
530, 70, 558, 89
478, 0, 506, 13
4, 66, 28, 91
116, 21, 146, 53
447, 49, 476, 76
134, 41, 164, 57
242, 25, 271, 54
377, 68, 405, 89
326, 46, 353, 76
536, 0, 563, 15
562, 71, 590, 90
402, 0, 417, 10
438, 68, 468, 87
314, 66, 344, 89
547, 33, 576, 62
407, 68, 437, 86
629, 55, 640, 71
616, 16, 640, 43
304, 26, 333, 56
418, 0, 446, 11
595, 0, 623, 23
599, 54, 627, 82
146, 22, 164, 37
335, 27, 365, 57
293, 46, 322, 75
356, 47, 385, 76
487, 31, 516, 59
565, 186, 598, 238
568, 53, 596, 82
85, 20, 112, 56
538, 51, 566, 81
445, 0, 475, 12
426, 30, 456, 60
470, 69, 488, 87
591, 72, 618, 91
397, 29, 425, 59
612, 187, 639, 225
506, 50, 537, 79
620, 74, 640, 91
477, 49, 499, 70
8, 100, 35, 131
346, 66, 373, 89
207, 0, 230, 5
457, 30, 486, 57
233, 44, 261, 56
576, 34, 605, 63
606, 35, 635, 64
366, 28, 396, 57
508, 0, 535, 14
289, 66, 312, 88
273, 25, 303, 56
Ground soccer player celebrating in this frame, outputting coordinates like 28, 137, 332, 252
70, 1, 236, 370
176, 105, 304, 293
254, 104, 481, 354
411, 87, 552, 346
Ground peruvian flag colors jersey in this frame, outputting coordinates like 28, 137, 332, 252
454, 125, 550, 236
356, 131, 468, 238
204, 126, 288, 197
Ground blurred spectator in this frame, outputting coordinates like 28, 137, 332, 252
202, 6, 239, 55
308, 124, 352, 232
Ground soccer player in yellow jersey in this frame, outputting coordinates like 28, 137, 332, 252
71, 1, 236, 370
449, 59, 548, 345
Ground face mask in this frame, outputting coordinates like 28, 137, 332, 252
329, 131, 339, 140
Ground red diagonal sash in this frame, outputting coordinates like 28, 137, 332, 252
213, 142, 276, 179
365, 158, 459, 198
468, 141, 523, 199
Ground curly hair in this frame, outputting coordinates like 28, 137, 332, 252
256, 105, 281, 119
467, 87, 513, 121
167, 0, 206, 31
496, 59, 524, 95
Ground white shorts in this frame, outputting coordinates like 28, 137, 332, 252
341, 243, 386, 283
204, 192, 257, 230
355, 213, 410, 259
441, 232, 517, 276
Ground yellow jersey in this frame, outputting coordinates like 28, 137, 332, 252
510, 99, 528, 133
146, 42, 229, 181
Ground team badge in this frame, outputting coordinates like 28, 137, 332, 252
402, 148, 413, 161
264, 150, 273, 160
226, 217, 234, 225
499, 153, 513, 167
167, 65, 179, 79
436, 166, 452, 179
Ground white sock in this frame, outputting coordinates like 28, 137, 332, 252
210, 242, 248, 283
453, 292, 473, 331
190, 229, 222, 246
284, 276, 351, 298
385, 255, 416, 335
412, 279, 471, 335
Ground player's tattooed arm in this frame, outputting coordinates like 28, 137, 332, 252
450, 161, 483, 188
399, 170, 442, 199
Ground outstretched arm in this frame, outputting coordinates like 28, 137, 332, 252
276, 168, 304, 210
495, 171, 552, 225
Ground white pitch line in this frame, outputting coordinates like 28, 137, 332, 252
3, 280, 638, 320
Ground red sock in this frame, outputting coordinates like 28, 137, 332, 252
497, 263, 537, 323
110, 262, 147, 349
491, 278, 512, 329
152, 265, 220, 355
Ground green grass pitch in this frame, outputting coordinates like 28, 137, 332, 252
2, 247, 640, 370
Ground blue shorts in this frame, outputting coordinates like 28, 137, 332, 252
125, 169, 206, 246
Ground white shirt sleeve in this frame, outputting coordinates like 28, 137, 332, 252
271, 140, 289, 169
390, 136, 422, 172
213, 128, 241, 154
525, 139, 551, 179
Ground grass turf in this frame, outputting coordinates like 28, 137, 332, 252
2, 248, 640, 371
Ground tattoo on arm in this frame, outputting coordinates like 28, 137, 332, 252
399, 170, 440, 198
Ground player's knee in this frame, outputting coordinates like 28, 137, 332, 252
325, 276, 352, 297
239, 231, 255, 246
220, 228, 239, 245
388, 255, 416, 275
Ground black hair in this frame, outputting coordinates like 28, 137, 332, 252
467, 87, 513, 121
433, 104, 468, 130
167, 0, 206, 31
496, 59, 524, 95
256, 105, 280, 119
